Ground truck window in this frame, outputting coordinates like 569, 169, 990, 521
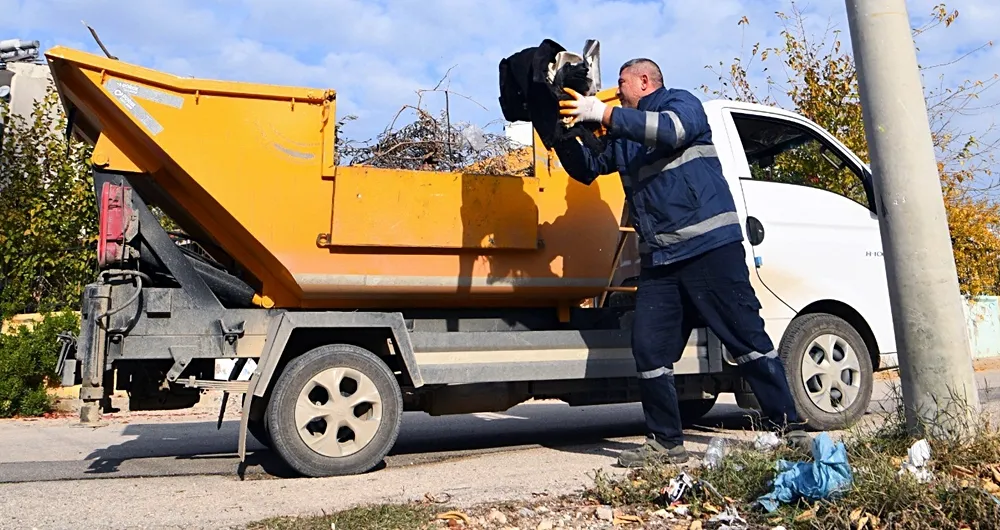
731, 113, 871, 210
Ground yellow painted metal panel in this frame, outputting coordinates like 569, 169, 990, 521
92, 135, 141, 173
330, 168, 539, 249
44, 46, 630, 309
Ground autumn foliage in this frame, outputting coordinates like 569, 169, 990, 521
704, 2, 1000, 297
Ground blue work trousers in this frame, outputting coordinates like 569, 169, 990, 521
631, 241, 804, 446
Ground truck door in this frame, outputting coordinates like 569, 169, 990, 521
719, 109, 889, 320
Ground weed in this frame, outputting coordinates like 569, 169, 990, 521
585, 386, 1000, 529
247, 503, 437, 530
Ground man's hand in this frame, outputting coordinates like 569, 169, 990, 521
559, 88, 611, 127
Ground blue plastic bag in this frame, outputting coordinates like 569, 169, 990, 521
757, 432, 853, 512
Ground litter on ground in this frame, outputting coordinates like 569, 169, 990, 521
757, 433, 854, 512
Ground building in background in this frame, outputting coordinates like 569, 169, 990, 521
1, 39, 52, 116
1, 39, 54, 148
5, 61, 54, 120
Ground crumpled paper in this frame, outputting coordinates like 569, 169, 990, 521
898, 439, 932, 483
709, 505, 748, 530
757, 433, 853, 512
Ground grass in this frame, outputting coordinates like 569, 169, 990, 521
587, 385, 1000, 529
247, 503, 439, 530
245, 385, 1000, 529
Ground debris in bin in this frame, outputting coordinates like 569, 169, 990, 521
756, 433, 853, 512
336, 73, 533, 177
898, 438, 933, 483
754, 432, 782, 451
461, 124, 487, 151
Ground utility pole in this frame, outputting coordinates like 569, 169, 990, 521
844, 0, 980, 438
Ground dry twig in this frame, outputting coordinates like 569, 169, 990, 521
336, 75, 533, 177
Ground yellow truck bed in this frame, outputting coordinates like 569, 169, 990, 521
46, 46, 629, 309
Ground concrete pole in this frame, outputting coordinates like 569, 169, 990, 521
844, 0, 980, 438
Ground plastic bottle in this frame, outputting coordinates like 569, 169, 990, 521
703, 437, 727, 469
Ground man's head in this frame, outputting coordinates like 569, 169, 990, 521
617, 58, 663, 108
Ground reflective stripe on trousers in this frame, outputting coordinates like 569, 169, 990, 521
638, 366, 674, 379
734, 349, 779, 365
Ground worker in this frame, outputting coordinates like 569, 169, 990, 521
553, 58, 813, 467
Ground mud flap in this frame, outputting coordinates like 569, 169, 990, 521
237, 370, 262, 463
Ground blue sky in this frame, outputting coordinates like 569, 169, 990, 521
2, 0, 997, 158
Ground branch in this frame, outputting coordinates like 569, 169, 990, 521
922, 41, 994, 71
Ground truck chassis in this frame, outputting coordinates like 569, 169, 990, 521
61, 170, 755, 477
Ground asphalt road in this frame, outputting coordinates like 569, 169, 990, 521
3, 375, 1000, 530
0, 400, 666, 483
3, 372, 1000, 485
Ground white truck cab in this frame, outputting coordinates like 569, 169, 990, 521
609, 99, 894, 431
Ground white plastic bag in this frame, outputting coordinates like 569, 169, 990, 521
898, 439, 933, 483
754, 432, 782, 451
461, 124, 487, 151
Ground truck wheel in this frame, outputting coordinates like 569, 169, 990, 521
247, 418, 271, 448
679, 397, 717, 426
244, 395, 272, 448
779, 313, 873, 431
266, 344, 403, 477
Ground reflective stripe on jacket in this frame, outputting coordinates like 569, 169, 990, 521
553, 86, 744, 267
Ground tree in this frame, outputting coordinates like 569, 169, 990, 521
703, 1, 1000, 297
0, 86, 97, 318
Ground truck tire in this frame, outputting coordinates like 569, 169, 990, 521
244, 395, 272, 449
247, 417, 271, 449
778, 313, 873, 431
266, 344, 403, 477
679, 397, 717, 426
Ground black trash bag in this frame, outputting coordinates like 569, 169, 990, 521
498, 39, 607, 153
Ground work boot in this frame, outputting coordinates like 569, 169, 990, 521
617, 437, 689, 468
784, 429, 813, 456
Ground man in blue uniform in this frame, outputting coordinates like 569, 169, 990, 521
554, 58, 812, 466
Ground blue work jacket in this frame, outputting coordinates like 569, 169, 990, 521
554, 86, 744, 267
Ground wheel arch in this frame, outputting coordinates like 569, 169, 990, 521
794, 299, 882, 370
238, 311, 421, 462
251, 312, 422, 401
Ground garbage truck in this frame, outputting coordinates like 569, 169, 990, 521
46, 44, 893, 478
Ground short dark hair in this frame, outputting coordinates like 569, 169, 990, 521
620, 58, 663, 86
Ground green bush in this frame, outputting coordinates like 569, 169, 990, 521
0, 87, 96, 320
0, 311, 80, 417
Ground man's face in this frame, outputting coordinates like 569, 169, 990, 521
616, 68, 649, 109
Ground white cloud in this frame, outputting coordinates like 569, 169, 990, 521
0, 0, 996, 157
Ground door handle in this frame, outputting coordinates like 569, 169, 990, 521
746, 216, 765, 246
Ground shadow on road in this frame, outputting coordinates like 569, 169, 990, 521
75, 402, 764, 480
81, 421, 295, 478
